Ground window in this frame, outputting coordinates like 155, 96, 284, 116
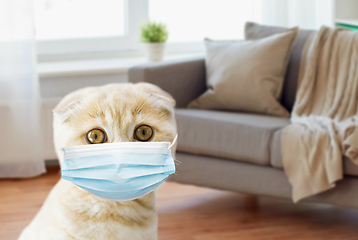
35, 0, 263, 60
35, 0, 148, 59
149, 0, 262, 42
34, 0, 125, 40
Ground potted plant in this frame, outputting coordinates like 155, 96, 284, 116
140, 21, 168, 62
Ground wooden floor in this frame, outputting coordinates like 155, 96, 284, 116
1, 167, 358, 240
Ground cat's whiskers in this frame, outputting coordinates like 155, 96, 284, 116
174, 158, 181, 165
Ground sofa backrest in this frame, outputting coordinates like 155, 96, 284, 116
245, 22, 315, 112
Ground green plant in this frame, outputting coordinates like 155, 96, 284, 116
140, 21, 168, 43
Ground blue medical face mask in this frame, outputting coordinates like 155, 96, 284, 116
61, 135, 177, 201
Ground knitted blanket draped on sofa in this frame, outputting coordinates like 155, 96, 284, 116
282, 26, 358, 202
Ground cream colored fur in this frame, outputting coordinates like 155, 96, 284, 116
18, 83, 177, 240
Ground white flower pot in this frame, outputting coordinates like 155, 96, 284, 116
144, 43, 165, 62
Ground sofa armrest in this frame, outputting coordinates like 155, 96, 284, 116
128, 57, 206, 108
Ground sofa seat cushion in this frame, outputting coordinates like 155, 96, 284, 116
271, 129, 358, 177
175, 109, 290, 165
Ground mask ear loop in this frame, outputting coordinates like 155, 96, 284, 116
168, 134, 178, 149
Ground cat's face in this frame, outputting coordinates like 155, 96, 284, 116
53, 83, 177, 166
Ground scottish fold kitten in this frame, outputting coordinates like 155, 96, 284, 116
18, 83, 177, 240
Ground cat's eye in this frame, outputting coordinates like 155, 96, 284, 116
86, 128, 107, 144
134, 125, 153, 141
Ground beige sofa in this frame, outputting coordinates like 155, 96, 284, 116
129, 24, 358, 209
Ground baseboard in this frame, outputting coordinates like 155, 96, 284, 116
45, 159, 59, 166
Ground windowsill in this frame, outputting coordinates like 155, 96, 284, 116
37, 52, 204, 78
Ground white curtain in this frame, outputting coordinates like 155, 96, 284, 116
0, 0, 46, 177
260, 0, 334, 30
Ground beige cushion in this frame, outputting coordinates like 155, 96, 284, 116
175, 109, 290, 165
245, 22, 314, 112
270, 129, 358, 177
188, 28, 298, 117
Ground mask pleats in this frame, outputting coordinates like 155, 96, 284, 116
62, 153, 171, 171
78, 177, 167, 201
63, 164, 174, 179
64, 173, 169, 192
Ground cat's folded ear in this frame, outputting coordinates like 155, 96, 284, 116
53, 87, 91, 114
137, 83, 176, 107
